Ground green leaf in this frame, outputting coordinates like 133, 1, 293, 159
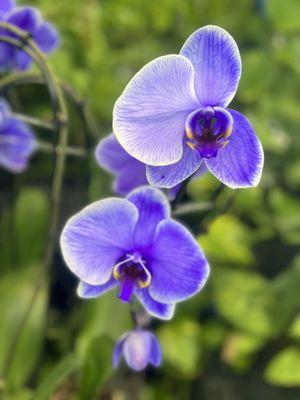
269, 257, 300, 334
222, 332, 265, 372
158, 319, 202, 379
288, 314, 300, 340
79, 335, 114, 400
0, 267, 47, 391
14, 188, 50, 266
264, 347, 300, 386
199, 215, 254, 266
32, 354, 80, 400
269, 189, 300, 244
212, 267, 273, 338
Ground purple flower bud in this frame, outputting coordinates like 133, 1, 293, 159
113, 330, 162, 372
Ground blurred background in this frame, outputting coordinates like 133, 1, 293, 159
0, 0, 300, 399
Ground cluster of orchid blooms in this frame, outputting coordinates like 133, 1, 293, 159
0, 1, 264, 373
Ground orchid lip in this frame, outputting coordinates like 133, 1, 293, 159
185, 106, 233, 159
113, 254, 151, 303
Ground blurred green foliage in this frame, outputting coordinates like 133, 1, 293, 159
0, 0, 300, 398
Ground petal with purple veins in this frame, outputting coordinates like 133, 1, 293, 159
60, 198, 139, 285
113, 55, 200, 166
180, 25, 241, 108
127, 186, 170, 248
149, 219, 209, 303
135, 288, 175, 320
205, 109, 264, 188
77, 276, 117, 299
146, 141, 203, 188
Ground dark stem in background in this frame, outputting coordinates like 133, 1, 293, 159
0, 72, 99, 147
0, 23, 69, 383
171, 176, 192, 209
253, 0, 266, 16
0, 71, 98, 206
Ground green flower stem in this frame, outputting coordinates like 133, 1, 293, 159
38, 140, 87, 157
12, 113, 54, 131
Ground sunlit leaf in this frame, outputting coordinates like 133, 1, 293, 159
0, 267, 47, 391
158, 319, 202, 379
222, 332, 265, 372
212, 267, 273, 338
264, 347, 300, 386
199, 215, 254, 266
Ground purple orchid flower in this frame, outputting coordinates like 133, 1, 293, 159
113, 330, 161, 371
0, 99, 36, 173
113, 25, 264, 189
95, 132, 207, 198
60, 186, 209, 320
0, 0, 59, 71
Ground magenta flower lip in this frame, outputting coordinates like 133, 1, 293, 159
113, 25, 264, 189
60, 186, 210, 320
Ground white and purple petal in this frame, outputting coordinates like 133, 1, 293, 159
180, 25, 241, 108
149, 219, 209, 303
60, 198, 139, 285
113, 55, 200, 166
127, 186, 170, 248
146, 141, 203, 188
135, 288, 175, 320
95, 133, 147, 196
205, 109, 264, 188
77, 276, 117, 299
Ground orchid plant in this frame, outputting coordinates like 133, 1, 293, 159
0, 0, 264, 379
62, 25, 264, 371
